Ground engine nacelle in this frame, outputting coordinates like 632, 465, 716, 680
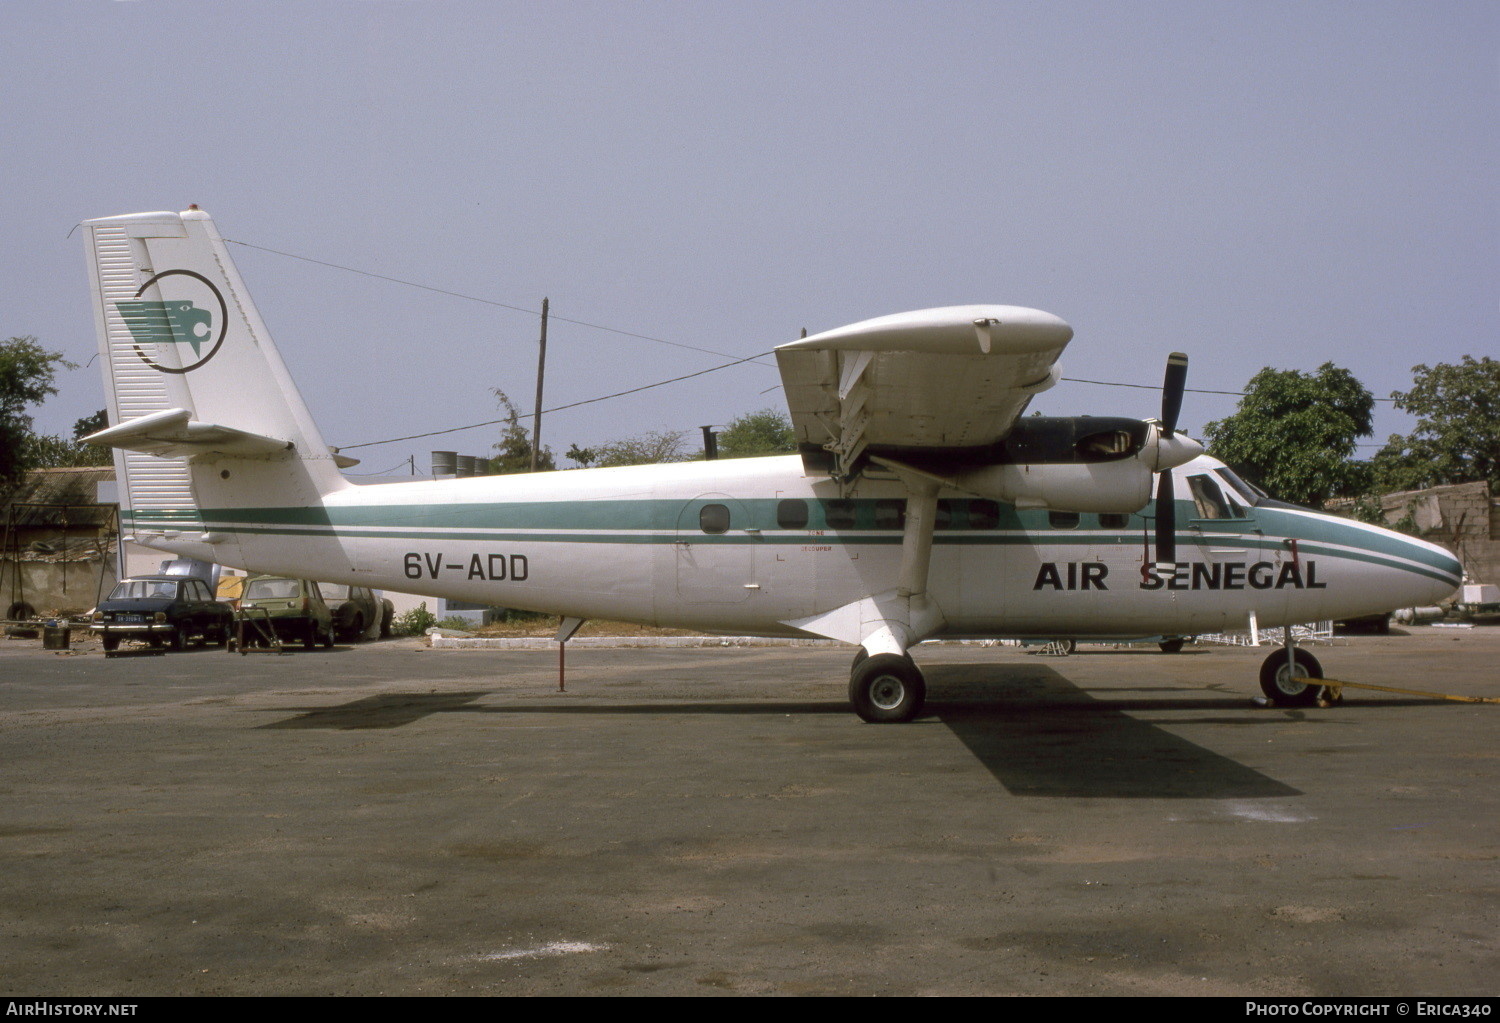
953, 458, 1154, 513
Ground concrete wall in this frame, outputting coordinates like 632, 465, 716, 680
1379, 480, 1499, 587
2, 556, 119, 619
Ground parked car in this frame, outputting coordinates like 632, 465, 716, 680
320, 583, 382, 641
235, 575, 335, 649
91, 575, 233, 652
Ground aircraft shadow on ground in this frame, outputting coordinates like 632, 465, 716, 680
259, 664, 1300, 799
924, 663, 1300, 799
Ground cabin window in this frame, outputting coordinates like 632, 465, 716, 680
1098, 513, 1129, 529
969, 500, 1000, 529
1188, 474, 1234, 520
936, 499, 956, 530
821, 499, 857, 530
776, 499, 809, 529
874, 499, 906, 530
700, 503, 731, 534
1048, 510, 1080, 529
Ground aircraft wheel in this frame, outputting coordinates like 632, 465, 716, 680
850, 647, 868, 674
1259, 648, 1324, 706
849, 653, 925, 724
1159, 637, 1185, 653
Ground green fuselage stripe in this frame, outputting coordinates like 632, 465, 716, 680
121, 498, 1461, 588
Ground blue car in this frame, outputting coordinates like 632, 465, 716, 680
90, 576, 233, 653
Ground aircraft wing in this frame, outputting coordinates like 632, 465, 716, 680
774, 305, 1073, 478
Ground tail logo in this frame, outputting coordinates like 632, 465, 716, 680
114, 270, 228, 374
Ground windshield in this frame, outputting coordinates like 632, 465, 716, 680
1215, 466, 1267, 507
244, 578, 301, 600
108, 579, 179, 600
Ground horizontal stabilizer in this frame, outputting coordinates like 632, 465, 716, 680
83, 407, 294, 461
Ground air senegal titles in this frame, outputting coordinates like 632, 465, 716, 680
1033, 560, 1328, 591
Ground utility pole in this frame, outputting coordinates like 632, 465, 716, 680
530, 297, 548, 472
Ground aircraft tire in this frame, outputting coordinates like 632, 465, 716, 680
1259, 648, 1324, 706
851, 647, 868, 674
1159, 638, 1185, 653
849, 654, 925, 724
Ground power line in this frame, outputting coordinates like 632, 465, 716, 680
224, 237, 777, 366
226, 236, 1402, 452
340, 350, 773, 451
1061, 375, 1399, 403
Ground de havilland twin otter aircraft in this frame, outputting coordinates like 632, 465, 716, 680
81, 208, 1462, 721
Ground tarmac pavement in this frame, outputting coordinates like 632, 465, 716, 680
1, 627, 1496, 996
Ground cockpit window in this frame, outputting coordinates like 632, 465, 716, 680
1215, 466, 1266, 507
1188, 474, 1233, 519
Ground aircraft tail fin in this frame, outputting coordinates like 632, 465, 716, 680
82, 208, 348, 544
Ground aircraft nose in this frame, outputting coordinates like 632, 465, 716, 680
1393, 532, 1463, 606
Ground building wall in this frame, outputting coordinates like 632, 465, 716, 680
2, 554, 119, 618
1379, 481, 1498, 588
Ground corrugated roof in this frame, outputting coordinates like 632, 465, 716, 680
1, 467, 117, 528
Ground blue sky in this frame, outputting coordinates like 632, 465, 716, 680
3, 1, 1494, 477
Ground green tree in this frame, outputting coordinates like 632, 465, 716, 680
74, 409, 108, 437
716, 408, 796, 459
1371, 356, 1500, 492
592, 430, 689, 468
23, 408, 112, 471
1, 337, 77, 488
564, 443, 598, 468
488, 390, 555, 474
1202, 363, 1374, 507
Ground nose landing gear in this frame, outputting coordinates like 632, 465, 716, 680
1258, 643, 1335, 707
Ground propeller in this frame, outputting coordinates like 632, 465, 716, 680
1155, 353, 1189, 563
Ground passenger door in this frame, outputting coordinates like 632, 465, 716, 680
675, 495, 758, 604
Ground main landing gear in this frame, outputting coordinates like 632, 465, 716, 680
849, 652, 926, 723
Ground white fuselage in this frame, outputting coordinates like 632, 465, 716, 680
127, 454, 1462, 641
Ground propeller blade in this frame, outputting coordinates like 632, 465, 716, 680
1161, 352, 1188, 436
1156, 467, 1176, 563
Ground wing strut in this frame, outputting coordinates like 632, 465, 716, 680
781, 462, 947, 659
